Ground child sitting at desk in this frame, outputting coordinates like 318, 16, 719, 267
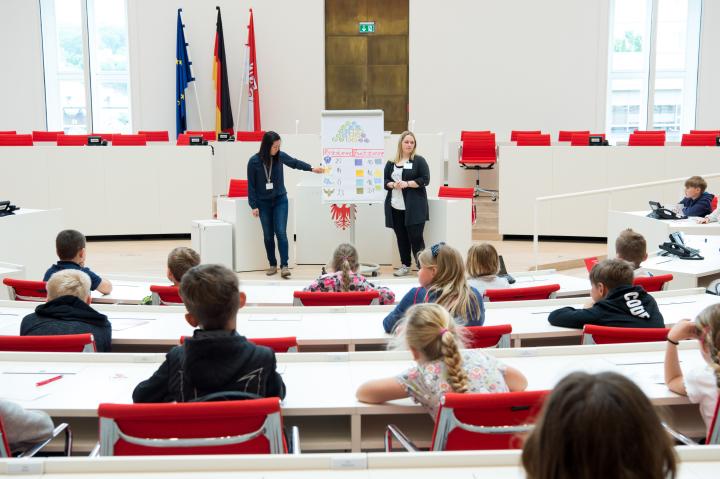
0, 399, 54, 454
43, 229, 112, 294
132, 264, 286, 403
522, 372, 677, 479
664, 304, 720, 434
679, 175, 714, 218
358, 303, 527, 417
615, 228, 651, 277
21, 269, 112, 352
304, 243, 395, 304
382, 242, 485, 333
465, 243, 510, 295
548, 259, 664, 329
141, 246, 200, 305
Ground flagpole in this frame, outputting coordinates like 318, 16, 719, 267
236, 9, 252, 133
180, 9, 205, 132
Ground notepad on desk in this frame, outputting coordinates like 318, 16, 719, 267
111, 319, 152, 331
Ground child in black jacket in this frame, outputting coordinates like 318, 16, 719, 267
548, 259, 664, 329
133, 264, 286, 403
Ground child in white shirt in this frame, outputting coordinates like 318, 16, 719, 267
465, 243, 509, 295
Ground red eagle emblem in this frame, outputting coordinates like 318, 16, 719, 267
330, 204, 355, 230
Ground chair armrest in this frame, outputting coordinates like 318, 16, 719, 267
89, 442, 101, 457
18, 423, 72, 457
385, 424, 419, 452
291, 426, 301, 455
662, 422, 698, 446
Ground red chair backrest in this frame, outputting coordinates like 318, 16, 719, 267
632, 274, 673, 292
485, 284, 560, 302
186, 131, 217, 141
112, 134, 147, 146
57, 135, 89, 146
465, 324, 512, 348
431, 390, 549, 451
32, 131, 64, 142
628, 133, 665, 146
558, 130, 589, 142
712, 195, 718, 212
0, 417, 10, 458
137, 131, 169, 142
681, 134, 717, 146
176, 133, 191, 145
516, 134, 551, 146
0, 334, 96, 352
581, 325, 670, 345
228, 179, 249, 198
0, 134, 33, 146
633, 130, 666, 136
460, 140, 496, 165
97, 398, 288, 455
0, 130, 16, 135
248, 337, 298, 353
438, 186, 474, 199
570, 132, 590, 146
510, 130, 541, 142
583, 257, 599, 272
460, 131, 494, 142
149, 285, 182, 306
292, 291, 379, 306
235, 131, 265, 142
690, 130, 720, 136
3, 278, 47, 301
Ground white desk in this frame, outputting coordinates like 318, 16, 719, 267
0, 342, 706, 452
641, 235, 720, 290
0, 209, 62, 279
608, 210, 720, 258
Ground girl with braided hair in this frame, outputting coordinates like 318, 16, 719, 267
357, 303, 527, 416
304, 243, 395, 305
665, 303, 720, 431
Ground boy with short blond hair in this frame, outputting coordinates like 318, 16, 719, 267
548, 259, 664, 329
680, 176, 714, 217
43, 229, 112, 294
615, 228, 650, 276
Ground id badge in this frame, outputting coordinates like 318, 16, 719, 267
403, 162, 413, 170
265, 182, 274, 190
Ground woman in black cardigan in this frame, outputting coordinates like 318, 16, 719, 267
384, 131, 430, 276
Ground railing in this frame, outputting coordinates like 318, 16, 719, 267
532, 172, 720, 269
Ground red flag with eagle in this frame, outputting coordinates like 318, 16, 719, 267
213, 7, 233, 133
242, 9, 261, 131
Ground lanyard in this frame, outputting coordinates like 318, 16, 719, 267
263, 157, 273, 183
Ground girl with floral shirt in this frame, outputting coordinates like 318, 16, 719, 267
304, 243, 395, 305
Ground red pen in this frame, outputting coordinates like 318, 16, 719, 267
36, 375, 62, 387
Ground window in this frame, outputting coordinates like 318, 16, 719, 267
606, 0, 701, 142
40, 0, 131, 134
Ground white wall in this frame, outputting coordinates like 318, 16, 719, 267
696, 0, 720, 129
0, 0, 46, 132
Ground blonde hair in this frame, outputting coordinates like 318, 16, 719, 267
466, 243, 500, 277
695, 304, 720, 388
330, 243, 359, 292
393, 131, 417, 164
418, 244, 481, 325
396, 304, 469, 393
47, 269, 91, 301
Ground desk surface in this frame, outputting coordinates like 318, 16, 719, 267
642, 235, 720, 277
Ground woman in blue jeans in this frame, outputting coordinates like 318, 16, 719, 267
247, 131, 323, 278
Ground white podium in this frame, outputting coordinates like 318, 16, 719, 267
191, 220, 233, 269
0, 209, 63, 279
216, 197, 296, 272
0, 262, 25, 300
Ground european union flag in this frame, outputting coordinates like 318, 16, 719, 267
176, 9, 194, 138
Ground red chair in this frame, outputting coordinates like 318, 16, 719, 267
96, 398, 297, 456
690, 130, 720, 136
57, 134, 89, 146
0, 417, 72, 457
510, 130, 541, 142
186, 130, 217, 142
558, 130, 589, 142
149, 285, 182, 306
235, 131, 265, 141
292, 291, 379, 306
0, 130, 16, 135
438, 186, 476, 224
3, 278, 47, 301
628, 133, 665, 146
633, 129, 666, 135
465, 324, 512, 348
0, 334, 96, 352
516, 134, 551, 146
32, 131, 64, 142
111, 134, 147, 146
583, 257, 599, 272
458, 139, 498, 200
460, 131, 494, 141
681, 134, 717, 146
386, 390, 549, 451
137, 130, 169, 142
176, 133, 191, 145
228, 179, 249, 198
249, 337, 298, 353
484, 284, 560, 302
633, 274, 673, 292
712, 195, 718, 212
0, 134, 33, 146
581, 324, 670, 345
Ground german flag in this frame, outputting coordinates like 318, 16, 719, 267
213, 7, 234, 133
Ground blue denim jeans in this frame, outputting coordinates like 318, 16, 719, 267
257, 194, 289, 267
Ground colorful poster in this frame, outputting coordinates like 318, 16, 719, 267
320, 110, 385, 204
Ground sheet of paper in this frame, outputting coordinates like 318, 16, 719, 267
111, 319, 151, 331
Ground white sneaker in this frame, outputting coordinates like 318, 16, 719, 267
393, 265, 411, 277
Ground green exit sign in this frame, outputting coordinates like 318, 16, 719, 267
359, 21, 375, 33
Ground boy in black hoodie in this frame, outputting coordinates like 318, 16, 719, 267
548, 259, 664, 329
132, 264, 286, 403
20, 269, 112, 351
